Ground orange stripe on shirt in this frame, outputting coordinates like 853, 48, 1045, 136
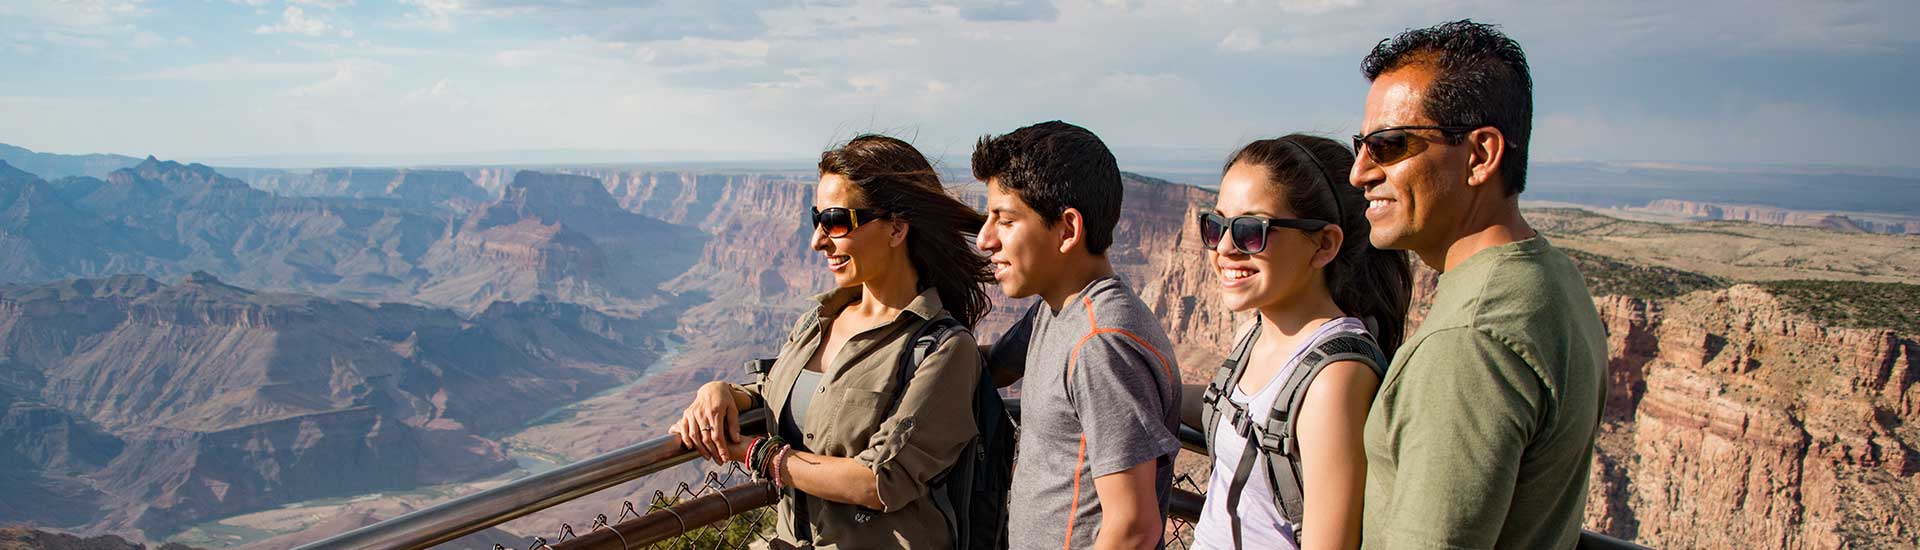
1063, 434, 1088, 550
1088, 328, 1174, 380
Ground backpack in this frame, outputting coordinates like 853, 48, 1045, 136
751, 311, 1014, 550
1197, 321, 1386, 548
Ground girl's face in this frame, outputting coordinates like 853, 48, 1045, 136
1209, 162, 1337, 313
812, 173, 902, 289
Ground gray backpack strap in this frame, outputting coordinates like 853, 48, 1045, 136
1260, 330, 1386, 540
1200, 323, 1262, 456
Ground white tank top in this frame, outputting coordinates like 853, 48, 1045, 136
1193, 317, 1367, 550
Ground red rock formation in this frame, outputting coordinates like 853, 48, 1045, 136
1577, 285, 1919, 547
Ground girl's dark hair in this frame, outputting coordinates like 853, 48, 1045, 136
1225, 134, 1413, 354
820, 134, 994, 327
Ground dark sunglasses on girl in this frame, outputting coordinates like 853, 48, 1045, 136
1197, 212, 1329, 255
808, 206, 888, 238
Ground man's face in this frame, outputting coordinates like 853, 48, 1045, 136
1350, 63, 1475, 254
976, 180, 1058, 299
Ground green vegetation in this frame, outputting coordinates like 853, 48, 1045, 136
643, 494, 775, 548
1760, 279, 1920, 332
1563, 248, 1730, 299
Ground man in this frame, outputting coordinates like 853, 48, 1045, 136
1347, 20, 1608, 549
974, 121, 1182, 550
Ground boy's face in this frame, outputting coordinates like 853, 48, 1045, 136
977, 180, 1060, 299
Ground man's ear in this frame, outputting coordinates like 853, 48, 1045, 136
1056, 208, 1084, 255
1463, 127, 1507, 191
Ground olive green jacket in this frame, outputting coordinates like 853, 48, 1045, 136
738, 286, 981, 550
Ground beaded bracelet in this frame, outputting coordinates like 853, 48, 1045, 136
773, 445, 793, 488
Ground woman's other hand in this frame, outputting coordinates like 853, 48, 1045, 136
671, 381, 744, 463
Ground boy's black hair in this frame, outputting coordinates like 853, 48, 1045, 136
970, 120, 1123, 255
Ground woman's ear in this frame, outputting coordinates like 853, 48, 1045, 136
1312, 223, 1344, 269
889, 218, 909, 248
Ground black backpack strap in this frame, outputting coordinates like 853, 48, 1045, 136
847, 315, 966, 525
1220, 328, 1385, 548
880, 315, 965, 421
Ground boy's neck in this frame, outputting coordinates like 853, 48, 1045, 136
1040, 254, 1116, 313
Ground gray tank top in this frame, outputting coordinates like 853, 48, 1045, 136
779, 369, 823, 450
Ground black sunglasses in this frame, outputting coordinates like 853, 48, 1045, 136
1351, 125, 1481, 166
1197, 212, 1329, 255
808, 206, 888, 238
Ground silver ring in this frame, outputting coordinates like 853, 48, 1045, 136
702, 427, 713, 431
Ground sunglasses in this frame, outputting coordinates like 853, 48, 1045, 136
1197, 212, 1330, 255
808, 206, 888, 238
1351, 125, 1481, 166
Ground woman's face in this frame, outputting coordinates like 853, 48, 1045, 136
1210, 162, 1335, 313
813, 173, 900, 289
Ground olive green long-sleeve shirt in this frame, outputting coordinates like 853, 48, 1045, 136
1362, 237, 1608, 550
739, 286, 981, 550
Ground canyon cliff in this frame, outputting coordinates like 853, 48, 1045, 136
0, 272, 672, 537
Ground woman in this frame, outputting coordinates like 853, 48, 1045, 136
1184, 135, 1412, 550
670, 134, 992, 549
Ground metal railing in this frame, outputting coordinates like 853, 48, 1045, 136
302, 398, 1646, 550
297, 410, 771, 550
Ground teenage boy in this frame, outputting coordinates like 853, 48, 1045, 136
974, 121, 1182, 550
1347, 20, 1608, 549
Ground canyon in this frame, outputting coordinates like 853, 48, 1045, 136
1640, 199, 1920, 235
0, 158, 1912, 549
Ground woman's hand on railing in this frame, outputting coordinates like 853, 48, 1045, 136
670, 381, 746, 464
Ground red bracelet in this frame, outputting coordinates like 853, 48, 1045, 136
746, 435, 768, 467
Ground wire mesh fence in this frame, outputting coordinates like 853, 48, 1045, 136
1165, 472, 1204, 550
487, 463, 776, 550
490, 456, 1213, 550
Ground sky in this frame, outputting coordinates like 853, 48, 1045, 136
2, 0, 1917, 169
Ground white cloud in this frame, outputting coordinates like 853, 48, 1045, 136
1097, 72, 1183, 96
637, 38, 770, 68
406, 78, 472, 108
847, 75, 891, 96
292, 0, 356, 8
1275, 0, 1361, 15
255, 6, 351, 37
132, 30, 192, 48
1217, 27, 1262, 53
129, 59, 342, 81
281, 61, 376, 97
0, 0, 148, 28
40, 29, 111, 50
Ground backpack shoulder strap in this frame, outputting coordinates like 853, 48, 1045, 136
1200, 321, 1262, 455
1261, 328, 1386, 531
881, 314, 967, 421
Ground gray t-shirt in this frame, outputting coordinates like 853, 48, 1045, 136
1005, 275, 1182, 550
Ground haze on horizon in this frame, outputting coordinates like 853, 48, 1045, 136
3, 0, 1917, 170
